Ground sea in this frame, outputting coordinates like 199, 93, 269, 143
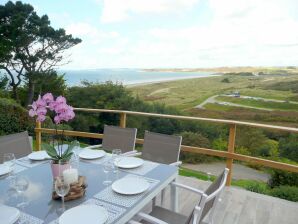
61, 69, 218, 86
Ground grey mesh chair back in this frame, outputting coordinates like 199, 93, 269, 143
0, 131, 32, 159
102, 125, 137, 153
142, 131, 182, 164
186, 168, 229, 224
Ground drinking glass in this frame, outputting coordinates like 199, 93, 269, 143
15, 176, 29, 209
71, 140, 80, 155
3, 153, 16, 179
112, 149, 122, 173
103, 160, 114, 185
55, 161, 70, 212
55, 176, 70, 212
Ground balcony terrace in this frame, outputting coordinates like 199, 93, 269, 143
34, 108, 298, 224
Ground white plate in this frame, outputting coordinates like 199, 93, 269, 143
0, 164, 11, 176
78, 149, 106, 160
28, 151, 50, 161
112, 176, 150, 195
0, 205, 20, 224
59, 205, 108, 224
115, 157, 144, 169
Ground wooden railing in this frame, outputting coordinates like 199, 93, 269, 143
35, 108, 298, 186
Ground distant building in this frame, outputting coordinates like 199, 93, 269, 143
232, 91, 240, 97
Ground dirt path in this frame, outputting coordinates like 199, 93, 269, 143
183, 162, 270, 182
194, 94, 297, 110
195, 95, 218, 108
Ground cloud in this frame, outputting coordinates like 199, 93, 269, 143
64, 0, 298, 69
66, 22, 119, 40
100, 0, 199, 23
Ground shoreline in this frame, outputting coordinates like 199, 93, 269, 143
126, 74, 221, 88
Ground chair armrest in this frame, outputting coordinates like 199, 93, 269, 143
137, 212, 169, 224
171, 182, 205, 196
127, 221, 142, 224
169, 161, 182, 167
85, 144, 102, 149
122, 151, 142, 157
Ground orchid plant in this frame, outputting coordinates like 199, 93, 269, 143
29, 93, 76, 163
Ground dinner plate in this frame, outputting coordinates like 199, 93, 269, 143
78, 149, 106, 159
59, 205, 108, 224
0, 164, 11, 176
115, 157, 144, 169
0, 205, 20, 224
112, 176, 150, 195
28, 151, 50, 161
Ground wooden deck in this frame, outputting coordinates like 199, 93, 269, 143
153, 176, 298, 224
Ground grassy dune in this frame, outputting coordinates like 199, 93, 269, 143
131, 73, 298, 126
131, 74, 298, 110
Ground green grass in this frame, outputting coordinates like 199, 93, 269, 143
240, 89, 295, 101
179, 167, 265, 188
179, 167, 216, 181
131, 74, 298, 110
203, 103, 233, 111
216, 96, 298, 111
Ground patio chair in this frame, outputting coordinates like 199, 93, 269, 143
87, 125, 138, 156
128, 168, 229, 224
137, 131, 182, 206
141, 131, 182, 166
0, 131, 32, 159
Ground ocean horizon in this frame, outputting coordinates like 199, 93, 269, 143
60, 69, 218, 86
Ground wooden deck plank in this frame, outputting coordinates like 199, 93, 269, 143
156, 176, 298, 224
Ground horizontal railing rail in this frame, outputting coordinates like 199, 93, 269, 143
35, 108, 298, 186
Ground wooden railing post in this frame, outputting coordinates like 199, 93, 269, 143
226, 124, 236, 186
35, 121, 42, 151
120, 112, 127, 128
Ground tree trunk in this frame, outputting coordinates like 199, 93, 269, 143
26, 80, 35, 106
12, 85, 19, 102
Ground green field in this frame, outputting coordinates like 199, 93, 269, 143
216, 96, 298, 111
131, 74, 298, 110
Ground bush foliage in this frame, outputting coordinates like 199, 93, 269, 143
0, 97, 34, 135
270, 186, 298, 202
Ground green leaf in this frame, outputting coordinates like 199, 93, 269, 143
61, 142, 76, 161
42, 143, 58, 159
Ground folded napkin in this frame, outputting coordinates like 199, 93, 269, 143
0, 204, 20, 224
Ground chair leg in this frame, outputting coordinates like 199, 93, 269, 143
170, 178, 178, 212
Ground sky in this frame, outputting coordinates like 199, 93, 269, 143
2, 0, 298, 69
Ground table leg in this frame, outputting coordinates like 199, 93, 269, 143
170, 178, 178, 212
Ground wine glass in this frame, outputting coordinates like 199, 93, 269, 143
15, 176, 29, 209
71, 140, 80, 155
103, 160, 114, 185
112, 149, 122, 174
55, 176, 70, 212
3, 153, 16, 179
55, 161, 70, 212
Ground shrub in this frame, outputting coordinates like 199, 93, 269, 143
179, 131, 218, 163
221, 78, 231, 83
257, 139, 279, 157
269, 170, 298, 187
244, 182, 269, 194
279, 134, 298, 162
0, 97, 34, 136
270, 186, 298, 202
